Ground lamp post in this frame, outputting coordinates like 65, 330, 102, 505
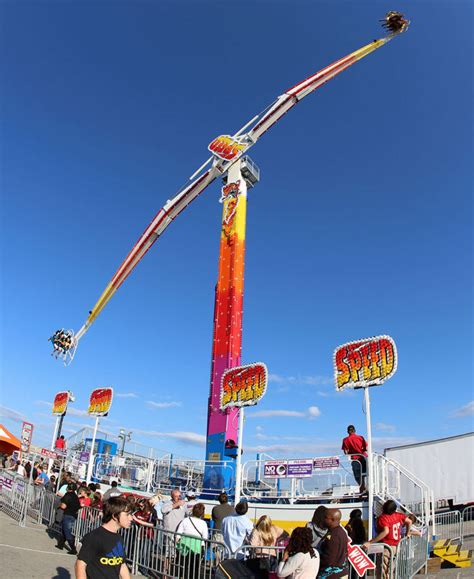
118, 429, 132, 456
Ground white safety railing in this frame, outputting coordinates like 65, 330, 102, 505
151, 458, 235, 495
242, 454, 362, 501
372, 453, 434, 531
93, 454, 151, 490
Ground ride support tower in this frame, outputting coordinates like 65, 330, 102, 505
204, 157, 259, 496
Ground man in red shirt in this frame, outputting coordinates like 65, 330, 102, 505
55, 435, 66, 451
364, 499, 412, 578
341, 425, 367, 492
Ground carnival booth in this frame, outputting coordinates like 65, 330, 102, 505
0, 424, 21, 455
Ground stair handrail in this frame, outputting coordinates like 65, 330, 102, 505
372, 452, 435, 534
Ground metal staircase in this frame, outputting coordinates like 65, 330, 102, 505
372, 452, 434, 529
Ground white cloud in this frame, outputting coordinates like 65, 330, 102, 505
35, 400, 52, 407
374, 422, 396, 433
373, 436, 417, 450
0, 405, 27, 423
146, 401, 182, 409
116, 393, 139, 399
68, 407, 90, 417
248, 406, 321, 419
248, 409, 306, 418
268, 374, 332, 386
451, 401, 474, 418
133, 429, 205, 446
245, 436, 417, 457
255, 432, 305, 442
246, 441, 340, 456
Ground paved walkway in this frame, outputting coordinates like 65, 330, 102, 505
0, 511, 142, 578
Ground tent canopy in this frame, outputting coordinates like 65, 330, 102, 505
0, 424, 21, 454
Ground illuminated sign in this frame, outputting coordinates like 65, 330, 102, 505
87, 387, 113, 416
334, 335, 397, 390
52, 391, 70, 416
20, 421, 34, 453
208, 135, 247, 161
220, 363, 267, 410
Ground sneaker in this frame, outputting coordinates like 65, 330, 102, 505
68, 548, 78, 555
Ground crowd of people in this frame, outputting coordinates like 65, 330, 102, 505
27, 471, 418, 579
1, 423, 422, 578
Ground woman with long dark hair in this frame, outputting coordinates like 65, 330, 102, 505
345, 509, 366, 545
277, 527, 320, 578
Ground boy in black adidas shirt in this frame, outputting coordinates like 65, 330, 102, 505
75, 496, 133, 579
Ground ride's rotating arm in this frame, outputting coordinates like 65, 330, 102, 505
52, 11, 408, 364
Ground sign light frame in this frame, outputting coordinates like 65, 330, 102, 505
87, 387, 114, 416
334, 335, 398, 391
52, 391, 70, 416
220, 362, 268, 411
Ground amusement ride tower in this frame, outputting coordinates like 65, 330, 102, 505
204, 157, 259, 494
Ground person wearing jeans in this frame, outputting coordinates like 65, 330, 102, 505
57, 482, 81, 555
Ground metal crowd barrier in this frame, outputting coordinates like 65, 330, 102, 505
129, 525, 230, 578
26, 484, 45, 523
71, 507, 231, 578
395, 531, 429, 578
74, 506, 103, 542
433, 510, 462, 541
0, 470, 27, 523
0, 482, 431, 579
461, 506, 474, 540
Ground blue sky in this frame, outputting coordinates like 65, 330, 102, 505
1, 1, 472, 460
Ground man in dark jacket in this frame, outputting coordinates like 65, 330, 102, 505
318, 509, 349, 579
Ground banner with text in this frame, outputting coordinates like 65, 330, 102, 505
20, 421, 34, 453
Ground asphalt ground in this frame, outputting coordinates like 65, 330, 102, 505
0, 511, 142, 578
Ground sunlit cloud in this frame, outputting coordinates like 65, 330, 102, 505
246, 436, 417, 456
0, 405, 28, 423
133, 429, 205, 446
116, 393, 139, 399
68, 407, 90, 417
35, 400, 52, 407
450, 401, 474, 418
268, 374, 332, 386
146, 401, 182, 409
248, 409, 306, 418
374, 422, 396, 433
247, 406, 321, 419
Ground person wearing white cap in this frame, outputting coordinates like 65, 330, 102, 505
185, 490, 197, 517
